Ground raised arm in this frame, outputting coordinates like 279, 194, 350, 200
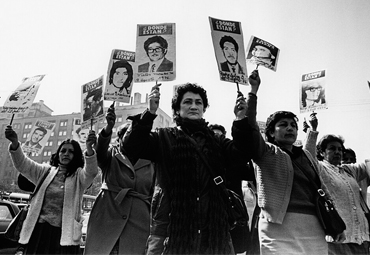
123, 84, 160, 161
244, 70, 267, 160
303, 113, 319, 158
96, 103, 116, 169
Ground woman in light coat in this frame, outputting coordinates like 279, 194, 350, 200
5, 125, 98, 255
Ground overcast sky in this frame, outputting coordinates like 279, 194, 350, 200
1, 0, 370, 161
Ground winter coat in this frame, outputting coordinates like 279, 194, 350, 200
84, 129, 154, 255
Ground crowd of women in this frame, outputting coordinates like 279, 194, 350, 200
4, 69, 370, 255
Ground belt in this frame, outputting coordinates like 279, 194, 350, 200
101, 182, 151, 206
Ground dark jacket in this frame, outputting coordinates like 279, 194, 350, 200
138, 58, 173, 72
123, 111, 252, 254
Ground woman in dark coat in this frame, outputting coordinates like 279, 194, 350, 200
123, 78, 257, 254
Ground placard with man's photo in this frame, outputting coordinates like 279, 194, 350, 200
22, 119, 55, 154
134, 23, 176, 83
246, 36, 280, 72
81, 76, 105, 129
209, 17, 248, 85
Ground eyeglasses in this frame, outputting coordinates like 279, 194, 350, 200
308, 87, 322, 92
147, 47, 164, 53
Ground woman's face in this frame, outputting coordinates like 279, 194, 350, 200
269, 118, 297, 147
178, 92, 204, 120
58, 143, 74, 166
112, 67, 128, 87
321, 141, 343, 166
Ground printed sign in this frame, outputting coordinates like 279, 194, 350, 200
81, 76, 104, 129
72, 118, 90, 151
299, 70, 328, 113
209, 17, 248, 85
104, 49, 135, 103
2, 75, 45, 114
246, 36, 280, 72
134, 23, 176, 83
22, 119, 55, 154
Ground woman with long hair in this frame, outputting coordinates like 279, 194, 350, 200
5, 125, 98, 255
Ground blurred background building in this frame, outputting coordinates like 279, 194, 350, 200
0, 92, 172, 196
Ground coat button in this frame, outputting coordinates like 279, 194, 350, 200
130, 176, 134, 179
123, 215, 127, 219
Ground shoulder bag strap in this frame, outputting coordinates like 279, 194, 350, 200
30, 168, 51, 201
185, 135, 229, 193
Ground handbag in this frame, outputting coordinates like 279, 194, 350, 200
292, 160, 346, 238
186, 135, 248, 230
5, 168, 51, 242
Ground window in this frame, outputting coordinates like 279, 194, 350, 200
58, 131, 67, 136
13, 123, 21, 129
117, 116, 123, 122
51, 132, 54, 137
24, 123, 32, 129
57, 140, 62, 146
46, 141, 53, 146
60, 120, 68, 127
43, 151, 52, 156
22, 133, 29, 139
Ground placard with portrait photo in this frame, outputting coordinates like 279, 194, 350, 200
104, 49, 135, 103
299, 70, 328, 113
81, 76, 105, 129
246, 36, 280, 72
22, 119, 55, 154
134, 23, 176, 83
209, 17, 248, 85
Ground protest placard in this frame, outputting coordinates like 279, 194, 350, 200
22, 119, 55, 154
246, 36, 280, 72
299, 70, 328, 113
104, 49, 135, 103
134, 23, 176, 83
81, 76, 104, 129
2, 74, 45, 114
209, 17, 248, 85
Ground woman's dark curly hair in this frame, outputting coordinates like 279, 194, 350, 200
316, 134, 345, 161
265, 111, 298, 144
49, 139, 84, 177
171, 83, 209, 121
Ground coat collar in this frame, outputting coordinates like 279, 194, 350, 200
114, 151, 151, 170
